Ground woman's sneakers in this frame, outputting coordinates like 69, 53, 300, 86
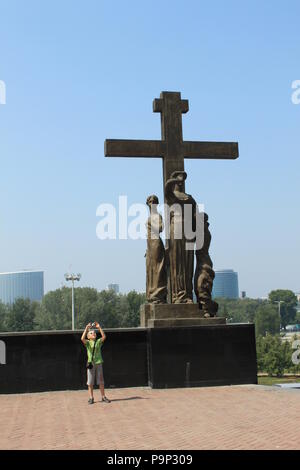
102, 396, 111, 403
88, 398, 94, 405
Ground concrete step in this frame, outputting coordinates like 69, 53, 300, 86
147, 317, 226, 328
140, 303, 226, 328
151, 310, 205, 319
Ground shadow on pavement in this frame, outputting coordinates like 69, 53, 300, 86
107, 396, 148, 402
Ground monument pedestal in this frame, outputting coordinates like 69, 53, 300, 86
140, 305, 257, 388
140, 303, 226, 328
147, 323, 257, 388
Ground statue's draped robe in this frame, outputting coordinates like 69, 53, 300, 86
146, 213, 167, 303
194, 219, 217, 316
194, 221, 213, 298
165, 189, 196, 303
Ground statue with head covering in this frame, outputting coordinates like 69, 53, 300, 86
164, 171, 197, 304
194, 213, 218, 317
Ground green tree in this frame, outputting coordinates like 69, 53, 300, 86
255, 303, 280, 336
268, 290, 297, 328
97, 289, 123, 328
256, 334, 292, 377
5, 298, 36, 331
33, 287, 146, 331
293, 311, 300, 325
290, 334, 300, 375
121, 290, 146, 327
74, 287, 100, 329
0, 302, 8, 331
216, 298, 264, 324
34, 288, 71, 330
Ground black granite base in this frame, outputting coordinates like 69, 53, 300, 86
0, 329, 148, 394
0, 324, 257, 394
147, 324, 257, 388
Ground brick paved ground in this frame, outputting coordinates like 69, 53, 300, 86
0, 385, 299, 450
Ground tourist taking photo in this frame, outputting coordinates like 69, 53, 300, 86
81, 322, 111, 405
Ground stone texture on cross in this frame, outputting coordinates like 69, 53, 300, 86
105, 91, 239, 197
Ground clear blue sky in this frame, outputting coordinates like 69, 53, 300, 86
0, 0, 299, 298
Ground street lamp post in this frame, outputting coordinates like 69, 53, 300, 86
273, 300, 284, 331
64, 273, 81, 330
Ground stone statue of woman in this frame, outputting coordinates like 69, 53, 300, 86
145, 195, 167, 304
194, 213, 218, 317
165, 171, 196, 303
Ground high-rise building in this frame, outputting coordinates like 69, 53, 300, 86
212, 269, 239, 299
107, 283, 119, 294
0, 270, 44, 305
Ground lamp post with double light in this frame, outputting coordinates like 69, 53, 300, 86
64, 273, 81, 330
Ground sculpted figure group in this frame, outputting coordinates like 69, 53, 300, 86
145, 171, 218, 318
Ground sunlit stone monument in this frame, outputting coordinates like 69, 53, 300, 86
105, 91, 257, 388
105, 91, 238, 327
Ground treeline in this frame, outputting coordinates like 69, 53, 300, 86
217, 290, 300, 377
217, 289, 299, 335
256, 333, 300, 377
0, 287, 146, 332
0, 288, 298, 334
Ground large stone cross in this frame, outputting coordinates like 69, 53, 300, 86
105, 91, 239, 194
